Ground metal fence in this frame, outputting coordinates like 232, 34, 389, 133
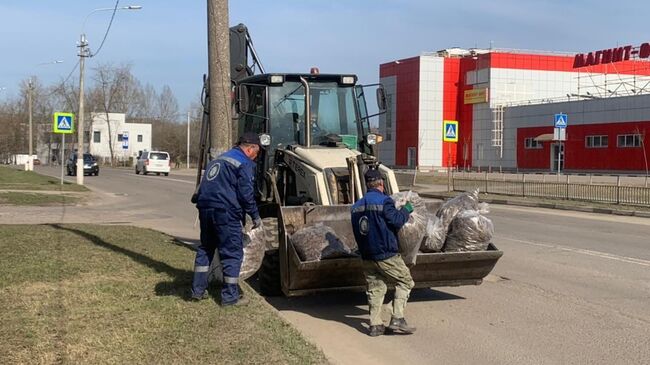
452, 177, 650, 206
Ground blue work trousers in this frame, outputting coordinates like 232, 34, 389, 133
192, 208, 244, 304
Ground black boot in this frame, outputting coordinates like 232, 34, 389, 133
368, 324, 385, 337
388, 317, 416, 334
190, 291, 209, 302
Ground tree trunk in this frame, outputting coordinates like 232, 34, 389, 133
207, 0, 232, 159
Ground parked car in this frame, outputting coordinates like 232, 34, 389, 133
32, 158, 41, 165
135, 151, 170, 176
66, 153, 99, 176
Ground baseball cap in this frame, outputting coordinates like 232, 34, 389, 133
238, 132, 261, 146
364, 169, 383, 183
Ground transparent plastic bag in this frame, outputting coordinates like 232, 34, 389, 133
427, 189, 481, 251
208, 219, 268, 283
391, 191, 427, 266
239, 225, 267, 280
421, 213, 444, 252
443, 210, 494, 252
290, 223, 355, 262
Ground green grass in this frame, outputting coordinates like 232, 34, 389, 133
0, 166, 87, 191
0, 192, 83, 206
0, 224, 327, 365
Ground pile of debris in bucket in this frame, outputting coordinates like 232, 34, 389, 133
288, 189, 493, 264
208, 190, 494, 283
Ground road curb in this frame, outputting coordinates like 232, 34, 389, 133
419, 192, 649, 218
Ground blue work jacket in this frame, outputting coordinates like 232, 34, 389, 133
351, 188, 410, 261
196, 147, 260, 224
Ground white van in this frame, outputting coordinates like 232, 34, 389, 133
135, 151, 170, 176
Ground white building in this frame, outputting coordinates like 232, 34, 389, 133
89, 113, 151, 163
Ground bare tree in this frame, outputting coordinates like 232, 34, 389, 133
92, 63, 138, 165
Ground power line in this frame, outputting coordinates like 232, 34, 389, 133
91, 0, 120, 58
60, 59, 80, 86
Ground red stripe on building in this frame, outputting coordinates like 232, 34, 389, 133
486, 52, 650, 75
517, 121, 650, 171
381, 57, 420, 166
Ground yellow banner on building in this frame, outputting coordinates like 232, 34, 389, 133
464, 88, 488, 104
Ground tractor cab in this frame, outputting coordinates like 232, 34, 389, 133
237, 73, 386, 160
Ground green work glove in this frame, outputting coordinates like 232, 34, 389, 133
404, 202, 414, 213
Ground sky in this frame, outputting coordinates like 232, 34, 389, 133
1, 0, 649, 120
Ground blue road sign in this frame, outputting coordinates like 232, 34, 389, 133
554, 113, 568, 128
122, 132, 129, 149
53, 112, 74, 134
443, 120, 459, 142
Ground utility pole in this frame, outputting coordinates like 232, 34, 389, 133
207, 0, 232, 159
187, 111, 191, 168
27, 79, 34, 171
77, 34, 88, 185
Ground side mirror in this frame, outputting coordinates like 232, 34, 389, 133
238, 84, 250, 114
376, 86, 387, 112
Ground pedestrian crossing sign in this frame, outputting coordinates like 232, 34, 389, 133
443, 120, 458, 142
554, 113, 568, 128
53, 112, 74, 134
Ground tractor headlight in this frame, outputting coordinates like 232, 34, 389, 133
270, 75, 284, 84
341, 76, 356, 85
367, 133, 378, 145
259, 133, 271, 146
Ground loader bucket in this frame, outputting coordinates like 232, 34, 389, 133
277, 202, 503, 296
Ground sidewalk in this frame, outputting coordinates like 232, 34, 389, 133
410, 183, 650, 218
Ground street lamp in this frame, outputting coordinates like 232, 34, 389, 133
76, 5, 142, 185
26, 60, 64, 171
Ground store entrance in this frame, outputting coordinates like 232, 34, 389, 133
551, 143, 564, 172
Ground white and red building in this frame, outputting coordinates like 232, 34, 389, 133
378, 45, 650, 173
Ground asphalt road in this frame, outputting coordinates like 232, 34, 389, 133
28, 166, 650, 365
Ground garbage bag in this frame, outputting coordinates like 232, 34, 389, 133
420, 213, 444, 252
208, 219, 269, 283
443, 210, 494, 252
239, 225, 267, 280
427, 189, 480, 251
290, 223, 355, 262
391, 191, 427, 266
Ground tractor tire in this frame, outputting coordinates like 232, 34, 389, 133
262, 217, 279, 250
258, 249, 281, 296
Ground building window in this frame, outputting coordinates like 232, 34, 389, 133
524, 137, 543, 149
586, 135, 608, 148
617, 134, 641, 148
137, 134, 143, 142
117, 134, 123, 142
93, 131, 101, 143
386, 132, 392, 141
385, 95, 393, 128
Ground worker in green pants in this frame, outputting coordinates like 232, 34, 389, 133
351, 168, 416, 336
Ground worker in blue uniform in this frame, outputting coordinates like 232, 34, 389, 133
351, 168, 416, 336
191, 132, 263, 306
